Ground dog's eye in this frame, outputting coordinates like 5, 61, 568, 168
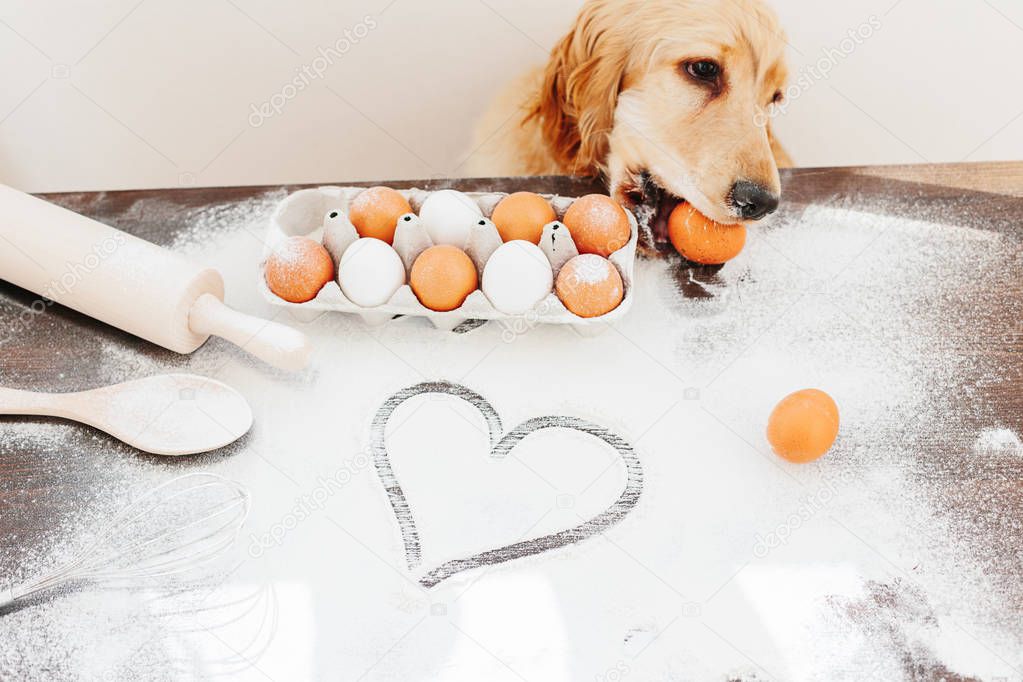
771, 90, 784, 105
685, 60, 721, 82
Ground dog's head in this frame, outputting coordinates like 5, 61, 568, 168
531, 0, 789, 234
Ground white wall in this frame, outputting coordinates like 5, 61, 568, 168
0, 0, 1020, 193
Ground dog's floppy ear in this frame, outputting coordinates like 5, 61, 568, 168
529, 2, 628, 175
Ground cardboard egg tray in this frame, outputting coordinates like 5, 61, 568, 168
259, 186, 639, 333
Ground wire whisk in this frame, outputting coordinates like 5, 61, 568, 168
0, 473, 250, 610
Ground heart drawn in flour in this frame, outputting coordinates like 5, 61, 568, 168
371, 381, 643, 588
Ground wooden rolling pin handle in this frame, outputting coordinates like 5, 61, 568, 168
189, 294, 311, 371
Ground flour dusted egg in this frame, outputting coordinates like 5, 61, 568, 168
562, 194, 631, 257
482, 241, 554, 315
349, 186, 411, 244
555, 254, 624, 318
337, 238, 406, 308
419, 190, 483, 248
264, 236, 334, 304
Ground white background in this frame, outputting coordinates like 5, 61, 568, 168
1, 0, 1021, 193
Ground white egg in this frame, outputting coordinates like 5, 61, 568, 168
419, 190, 483, 248
338, 238, 406, 308
482, 240, 554, 315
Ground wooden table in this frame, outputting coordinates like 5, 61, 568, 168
1, 162, 1021, 681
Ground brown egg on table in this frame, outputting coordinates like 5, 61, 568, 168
562, 194, 631, 257
767, 389, 840, 463
491, 192, 556, 244
410, 245, 479, 312
555, 254, 624, 318
264, 236, 334, 303
349, 186, 412, 244
668, 202, 746, 265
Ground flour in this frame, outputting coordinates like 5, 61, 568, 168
974, 428, 1023, 458
565, 253, 614, 285
1, 188, 1021, 681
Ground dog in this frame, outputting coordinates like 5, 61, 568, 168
469, 0, 792, 245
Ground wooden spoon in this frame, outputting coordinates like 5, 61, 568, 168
0, 374, 253, 456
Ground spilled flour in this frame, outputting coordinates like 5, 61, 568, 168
0, 187, 1021, 681
975, 428, 1023, 458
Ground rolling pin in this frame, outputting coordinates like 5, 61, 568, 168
0, 184, 310, 370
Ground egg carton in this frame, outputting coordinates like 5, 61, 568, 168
259, 186, 639, 334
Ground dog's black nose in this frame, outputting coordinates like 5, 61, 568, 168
729, 181, 779, 220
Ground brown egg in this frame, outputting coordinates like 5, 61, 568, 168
668, 202, 746, 265
410, 245, 479, 312
767, 389, 840, 463
349, 186, 412, 244
555, 254, 624, 318
491, 192, 556, 244
264, 236, 334, 303
562, 194, 631, 257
